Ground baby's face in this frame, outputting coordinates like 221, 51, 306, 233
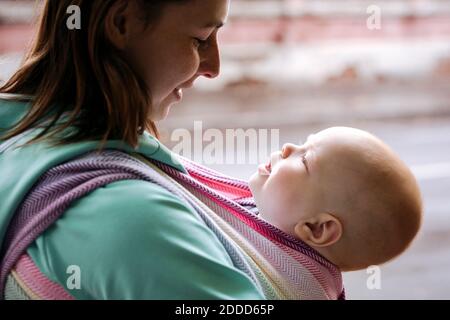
248, 127, 364, 236
250, 127, 423, 270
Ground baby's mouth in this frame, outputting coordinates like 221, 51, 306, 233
266, 161, 272, 173
258, 160, 272, 176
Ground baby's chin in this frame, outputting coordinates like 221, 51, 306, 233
248, 173, 263, 210
248, 171, 259, 195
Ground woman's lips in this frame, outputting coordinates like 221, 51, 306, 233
173, 88, 183, 101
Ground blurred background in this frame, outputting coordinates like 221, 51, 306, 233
1, 0, 449, 299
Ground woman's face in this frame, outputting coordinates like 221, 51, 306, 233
125, 0, 230, 121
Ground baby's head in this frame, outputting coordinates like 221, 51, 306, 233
249, 127, 422, 271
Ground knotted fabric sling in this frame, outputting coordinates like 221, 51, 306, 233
0, 150, 345, 300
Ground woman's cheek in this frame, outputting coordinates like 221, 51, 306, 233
177, 45, 200, 80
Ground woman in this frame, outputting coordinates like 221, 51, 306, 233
0, 0, 264, 299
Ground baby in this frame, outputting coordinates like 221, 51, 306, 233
249, 127, 422, 272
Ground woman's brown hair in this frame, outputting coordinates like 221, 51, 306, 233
0, 0, 187, 147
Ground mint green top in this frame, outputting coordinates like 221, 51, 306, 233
0, 98, 263, 300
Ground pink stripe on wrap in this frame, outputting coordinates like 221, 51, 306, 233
13, 254, 74, 300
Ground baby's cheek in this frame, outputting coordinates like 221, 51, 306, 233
263, 179, 288, 211
273, 164, 298, 184
270, 168, 303, 203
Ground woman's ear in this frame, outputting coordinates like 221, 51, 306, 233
294, 213, 342, 248
104, 0, 137, 50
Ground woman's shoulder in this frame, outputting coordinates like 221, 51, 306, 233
27, 179, 264, 299
0, 95, 33, 131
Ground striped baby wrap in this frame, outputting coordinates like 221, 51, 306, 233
0, 150, 345, 300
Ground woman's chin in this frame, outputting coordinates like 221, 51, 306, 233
150, 104, 173, 122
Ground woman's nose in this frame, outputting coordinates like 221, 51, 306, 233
198, 38, 221, 79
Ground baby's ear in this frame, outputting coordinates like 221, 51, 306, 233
294, 213, 342, 248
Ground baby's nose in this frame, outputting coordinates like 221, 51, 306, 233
281, 143, 298, 158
